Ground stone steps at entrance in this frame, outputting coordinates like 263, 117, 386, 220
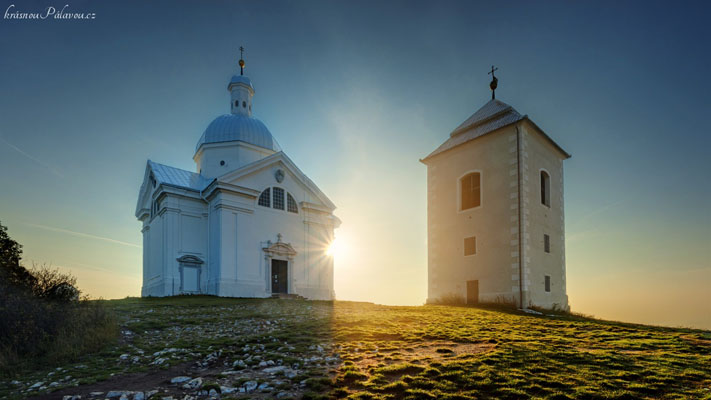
271, 293, 305, 300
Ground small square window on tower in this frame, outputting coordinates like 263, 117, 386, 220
544, 234, 551, 253
545, 275, 551, 292
464, 236, 476, 256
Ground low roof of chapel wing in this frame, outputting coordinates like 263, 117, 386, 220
135, 160, 215, 218
148, 160, 213, 191
213, 151, 337, 211
421, 99, 570, 162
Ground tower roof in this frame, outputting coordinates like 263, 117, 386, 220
229, 75, 254, 91
449, 99, 522, 137
421, 99, 570, 162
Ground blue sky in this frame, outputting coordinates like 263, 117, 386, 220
0, 0, 709, 329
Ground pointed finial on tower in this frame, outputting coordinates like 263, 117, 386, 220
488, 65, 499, 100
239, 46, 245, 76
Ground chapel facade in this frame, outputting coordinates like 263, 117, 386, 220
421, 74, 570, 310
135, 55, 340, 300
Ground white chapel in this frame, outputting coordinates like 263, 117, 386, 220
135, 54, 340, 300
422, 69, 571, 310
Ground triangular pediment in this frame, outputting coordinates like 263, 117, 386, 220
215, 152, 336, 211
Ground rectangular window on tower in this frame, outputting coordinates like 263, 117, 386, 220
544, 234, 551, 253
460, 172, 481, 210
464, 236, 476, 256
545, 275, 551, 292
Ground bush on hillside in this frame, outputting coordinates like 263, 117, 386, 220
29, 264, 81, 302
0, 221, 117, 376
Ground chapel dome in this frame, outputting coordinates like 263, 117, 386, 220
195, 114, 282, 153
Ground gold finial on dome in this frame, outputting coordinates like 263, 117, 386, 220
239, 46, 245, 76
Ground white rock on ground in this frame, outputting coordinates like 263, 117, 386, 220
263, 366, 286, 374
182, 377, 203, 389
106, 391, 131, 398
244, 381, 258, 392
170, 376, 191, 383
221, 386, 237, 394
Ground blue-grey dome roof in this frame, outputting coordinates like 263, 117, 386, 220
195, 114, 281, 153
229, 75, 254, 90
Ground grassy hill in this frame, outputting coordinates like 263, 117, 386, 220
2, 296, 710, 399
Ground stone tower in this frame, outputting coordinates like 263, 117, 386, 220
421, 95, 571, 310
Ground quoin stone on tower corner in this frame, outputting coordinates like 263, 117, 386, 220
421, 68, 571, 310
135, 51, 340, 299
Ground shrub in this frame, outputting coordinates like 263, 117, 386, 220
29, 264, 81, 302
0, 221, 118, 376
0, 222, 35, 291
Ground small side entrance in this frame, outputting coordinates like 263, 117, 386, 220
177, 255, 204, 295
466, 280, 479, 305
271, 259, 288, 294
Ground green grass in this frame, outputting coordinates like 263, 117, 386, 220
2, 296, 709, 399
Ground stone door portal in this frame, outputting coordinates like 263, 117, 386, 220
271, 259, 288, 294
466, 280, 479, 305
177, 255, 204, 294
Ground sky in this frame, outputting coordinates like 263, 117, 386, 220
0, 0, 709, 330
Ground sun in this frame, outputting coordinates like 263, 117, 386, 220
326, 236, 346, 258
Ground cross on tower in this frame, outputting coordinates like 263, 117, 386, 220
277, 233, 283, 242
488, 65, 499, 100
239, 46, 245, 76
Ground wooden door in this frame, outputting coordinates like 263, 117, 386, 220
271, 260, 288, 294
466, 280, 479, 305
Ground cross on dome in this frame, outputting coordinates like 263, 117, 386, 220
239, 46, 245, 75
